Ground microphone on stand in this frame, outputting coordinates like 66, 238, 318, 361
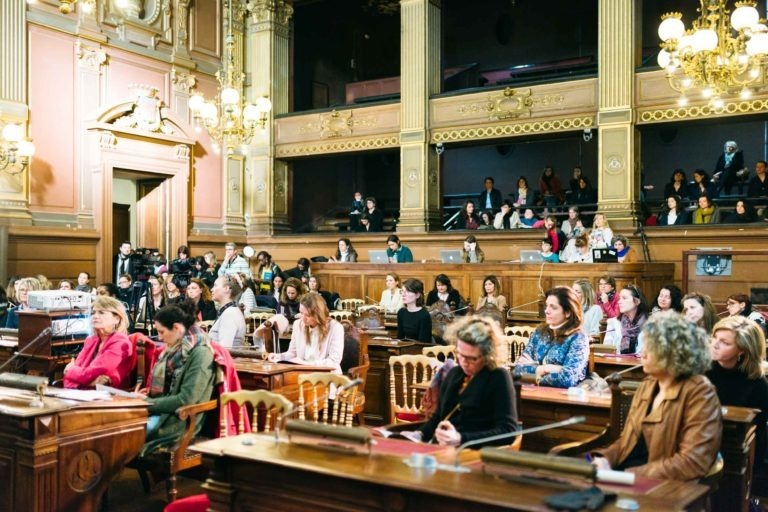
0, 327, 53, 374
272, 378, 364, 442
506, 299, 544, 311
447, 416, 587, 471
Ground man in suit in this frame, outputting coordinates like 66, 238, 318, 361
478, 176, 502, 213
747, 160, 768, 198
714, 140, 746, 195
113, 241, 138, 283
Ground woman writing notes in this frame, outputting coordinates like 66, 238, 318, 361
418, 316, 518, 447
397, 279, 432, 343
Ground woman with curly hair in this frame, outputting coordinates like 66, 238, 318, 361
651, 284, 683, 315
592, 311, 722, 481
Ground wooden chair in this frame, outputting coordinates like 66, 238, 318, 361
340, 298, 365, 312
128, 398, 218, 502
475, 303, 506, 329
355, 306, 384, 330
198, 320, 215, 333
219, 389, 293, 434
298, 372, 360, 427
329, 310, 356, 322
421, 344, 456, 362
128, 332, 158, 390
246, 309, 277, 336
388, 354, 442, 423
504, 324, 535, 339
340, 321, 370, 425
588, 343, 619, 373
503, 334, 528, 368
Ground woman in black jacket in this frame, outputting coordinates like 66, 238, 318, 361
657, 195, 691, 226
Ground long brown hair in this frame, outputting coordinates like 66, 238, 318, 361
300, 292, 331, 341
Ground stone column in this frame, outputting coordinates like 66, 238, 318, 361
245, 0, 293, 235
0, 0, 32, 224
597, 0, 641, 228
397, 0, 442, 232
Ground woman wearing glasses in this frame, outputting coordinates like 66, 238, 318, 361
514, 287, 590, 388
418, 315, 518, 447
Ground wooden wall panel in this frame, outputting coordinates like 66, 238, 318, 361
7, 229, 99, 284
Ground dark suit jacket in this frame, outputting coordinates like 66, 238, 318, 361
657, 209, 691, 226
367, 207, 384, 231
478, 188, 502, 211
113, 253, 139, 282
419, 366, 518, 446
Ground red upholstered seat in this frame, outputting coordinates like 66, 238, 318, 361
163, 494, 209, 512
395, 412, 425, 422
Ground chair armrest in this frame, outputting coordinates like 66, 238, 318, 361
548, 426, 611, 457
171, 399, 218, 454
347, 362, 369, 383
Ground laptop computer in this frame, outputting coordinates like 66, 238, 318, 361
440, 250, 462, 263
519, 250, 542, 263
368, 249, 389, 264
592, 248, 618, 262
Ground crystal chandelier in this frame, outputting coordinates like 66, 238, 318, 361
657, 1, 768, 108
188, 0, 271, 154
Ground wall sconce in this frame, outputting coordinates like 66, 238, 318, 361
0, 123, 35, 175
58, 0, 95, 15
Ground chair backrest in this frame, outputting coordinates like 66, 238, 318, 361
503, 334, 528, 367
298, 372, 359, 427
388, 354, 443, 423
421, 345, 456, 362
247, 310, 277, 336
329, 310, 356, 322
339, 320, 369, 373
340, 298, 365, 312
588, 343, 619, 373
504, 325, 535, 338
607, 373, 641, 441
355, 306, 383, 330
128, 332, 158, 390
475, 303, 506, 329
220, 389, 293, 435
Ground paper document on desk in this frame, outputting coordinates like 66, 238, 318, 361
96, 384, 145, 399
373, 427, 424, 443
45, 388, 112, 401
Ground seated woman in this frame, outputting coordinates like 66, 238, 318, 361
542, 215, 565, 254
185, 278, 216, 322
493, 200, 520, 230
616, 284, 650, 354
563, 234, 593, 263
142, 301, 215, 454
329, 238, 358, 262
452, 200, 480, 230
476, 275, 507, 311
707, 316, 768, 475
723, 199, 757, 224
59, 279, 73, 290
285, 257, 310, 280
426, 274, 464, 312
380, 272, 403, 314
592, 311, 722, 481
612, 235, 638, 263
651, 283, 683, 315
657, 195, 691, 226
540, 238, 560, 263
136, 275, 167, 330
683, 292, 718, 334
514, 287, 590, 388
512, 176, 537, 207
596, 274, 620, 319
63, 296, 134, 389
271, 272, 286, 303
209, 276, 246, 348
689, 169, 718, 199
364, 196, 385, 232
267, 292, 344, 373
460, 235, 485, 263
307, 275, 337, 310
725, 293, 767, 331
693, 195, 721, 225
587, 213, 614, 249
165, 275, 183, 304
397, 278, 432, 343
5, 277, 42, 328
235, 272, 258, 315
386, 235, 414, 263
560, 206, 585, 240
519, 208, 538, 228
572, 279, 603, 338
663, 169, 689, 200
418, 316, 519, 447
478, 210, 495, 230
278, 277, 305, 323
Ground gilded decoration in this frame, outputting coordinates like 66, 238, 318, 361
431, 116, 594, 143
604, 154, 625, 176
638, 98, 768, 124
112, 85, 176, 134
170, 67, 196, 93
275, 135, 399, 157
75, 42, 107, 71
456, 88, 565, 121
294, 110, 379, 139
249, 0, 294, 25
99, 0, 173, 50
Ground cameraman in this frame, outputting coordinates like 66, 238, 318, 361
170, 245, 194, 275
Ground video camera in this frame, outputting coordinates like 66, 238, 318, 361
134, 248, 165, 281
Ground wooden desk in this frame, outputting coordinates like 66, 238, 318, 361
233, 358, 332, 403
364, 338, 422, 425
0, 388, 148, 511
313, 262, 674, 322
592, 353, 644, 380
193, 433, 708, 512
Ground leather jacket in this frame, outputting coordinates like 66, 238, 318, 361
596, 375, 722, 481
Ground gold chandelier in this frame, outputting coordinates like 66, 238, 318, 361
657, 1, 768, 108
0, 122, 35, 175
188, 0, 271, 154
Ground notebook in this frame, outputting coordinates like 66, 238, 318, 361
519, 250, 542, 263
440, 250, 462, 263
368, 249, 389, 264
592, 248, 618, 263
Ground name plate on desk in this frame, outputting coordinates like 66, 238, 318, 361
285, 419, 372, 453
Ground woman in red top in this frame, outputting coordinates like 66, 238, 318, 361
63, 296, 135, 389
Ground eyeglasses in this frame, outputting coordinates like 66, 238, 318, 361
456, 352, 481, 363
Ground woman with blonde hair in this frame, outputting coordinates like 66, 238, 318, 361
380, 272, 403, 313
592, 312, 721, 481
63, 296, 134, 389
5, 277, 42, 328
682, 292, 718, 334
572, 279, 603, 337
706, 316, 768, 474
588, 213, 613, 249
268, 292, 344, 372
